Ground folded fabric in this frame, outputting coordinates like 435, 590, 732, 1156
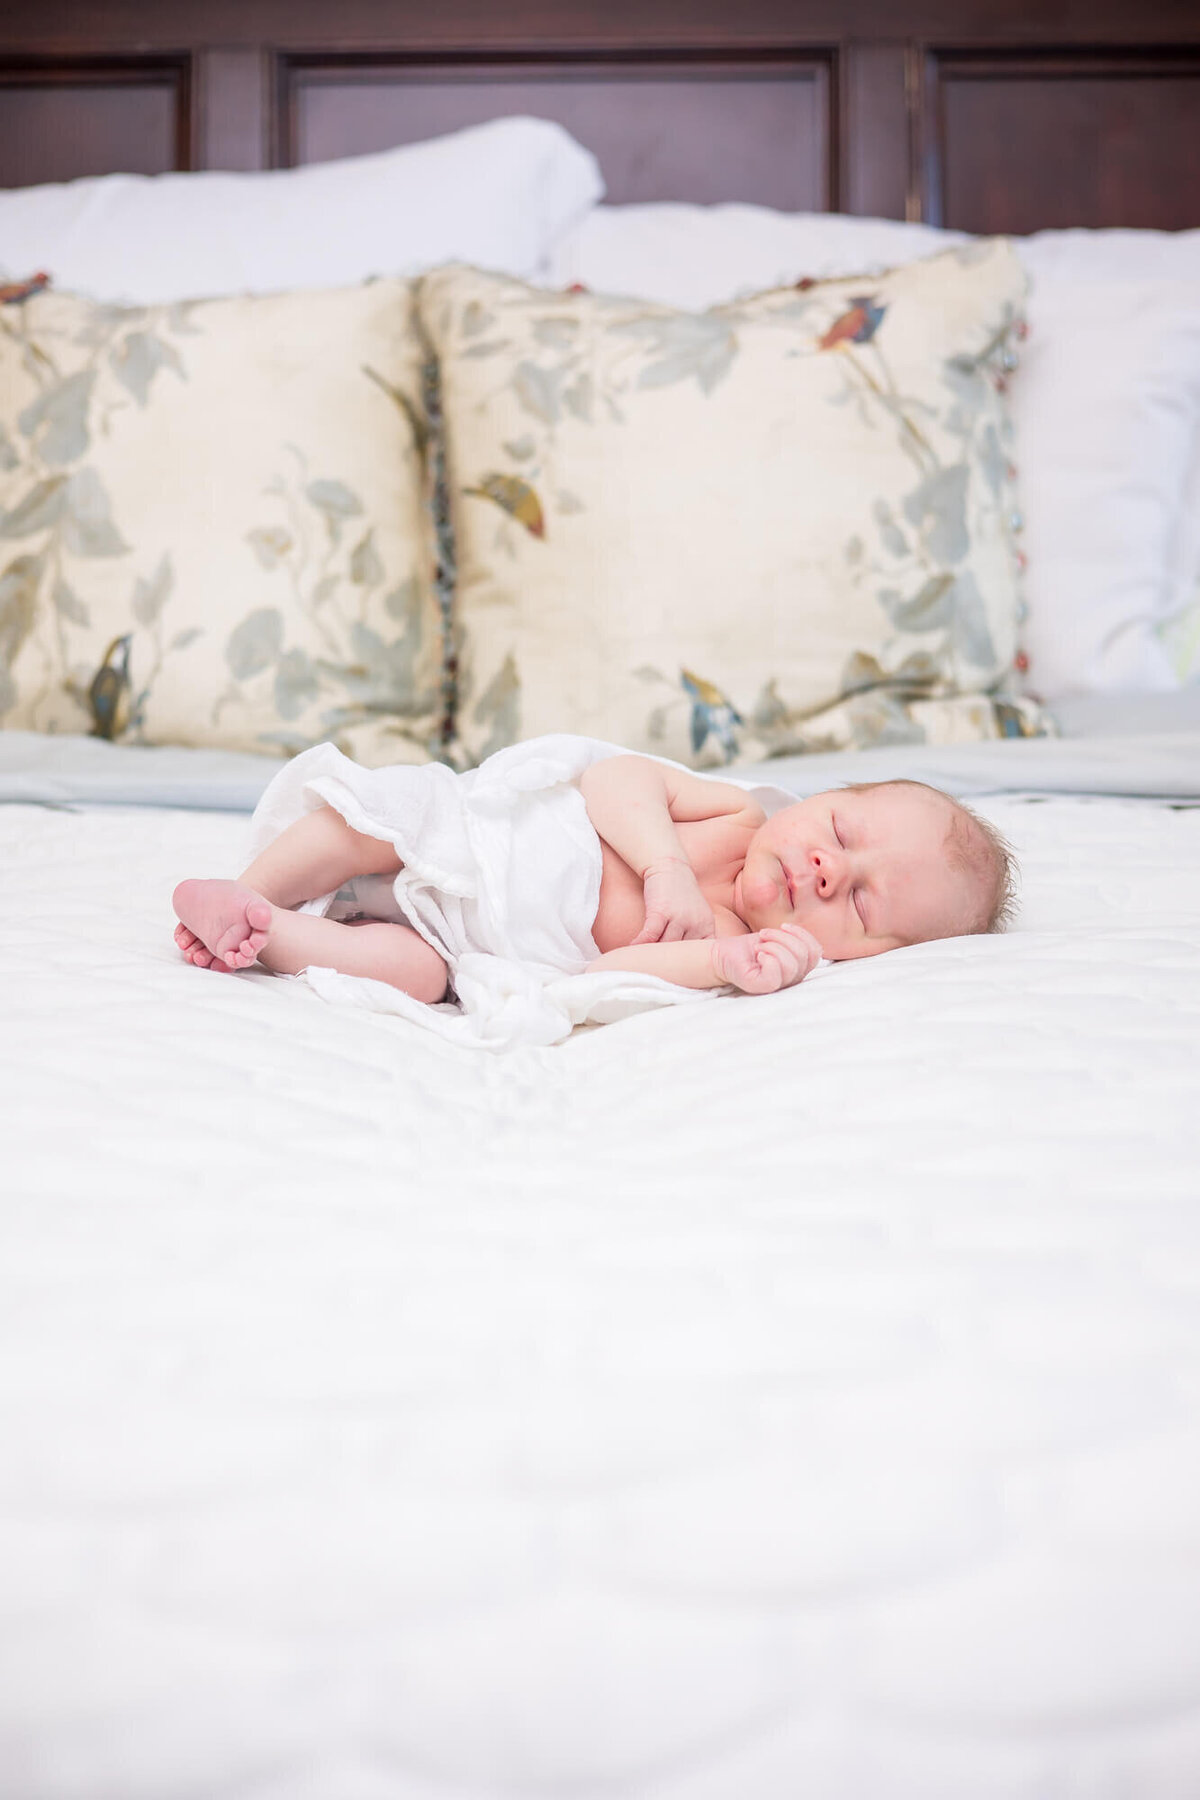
247, 734, 797, 1049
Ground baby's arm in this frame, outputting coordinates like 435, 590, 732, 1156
579, 755, 758, 943
589, 924, 821, 995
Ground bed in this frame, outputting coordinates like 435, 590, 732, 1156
2, 2, 1200, 1796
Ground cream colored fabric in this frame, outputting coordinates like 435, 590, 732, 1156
421, 246, 1044, 768
0, 280, 441, 763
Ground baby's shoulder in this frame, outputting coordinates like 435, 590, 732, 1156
696, 779, 767, 827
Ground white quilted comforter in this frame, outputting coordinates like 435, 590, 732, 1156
2, 732, 1198, 1800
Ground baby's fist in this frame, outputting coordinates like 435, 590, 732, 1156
711, 924, 822, 995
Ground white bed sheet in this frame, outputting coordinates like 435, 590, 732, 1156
2, 736, 1199, 1799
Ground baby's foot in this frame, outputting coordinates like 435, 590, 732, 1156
173, 921, 223, 970
173, 928, 208, 972
172, 879, 273, 971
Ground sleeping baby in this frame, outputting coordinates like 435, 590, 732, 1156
171, 737, 1016, 1027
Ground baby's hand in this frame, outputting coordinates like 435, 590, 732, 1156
633, 857, 716, 944
710, 924, 822, 995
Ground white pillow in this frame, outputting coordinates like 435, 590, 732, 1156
0, 116, 603, 304
542, 206, 1200, 700
1011, 279, 1200, 696
542, 203, 1200, 315
541, 203, 961, 309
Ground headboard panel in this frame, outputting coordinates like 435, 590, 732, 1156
920, 47, 1200, 233
0, 0, 1197, 232
0, 56, 193, 187
279, 50, 836, 209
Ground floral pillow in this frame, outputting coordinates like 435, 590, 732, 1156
0, 279, 443, 763
419, 245, 1045, 768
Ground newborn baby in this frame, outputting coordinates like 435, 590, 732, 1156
172, 740, 1015, 1008
583, 754, 1014, 992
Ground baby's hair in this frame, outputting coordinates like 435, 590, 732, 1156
842, 779, 1018, 935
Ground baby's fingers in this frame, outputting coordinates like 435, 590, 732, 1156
776, 923, 823, 976
631, 913, 666, 946
758, 940, 806, 990
756, 928, 818, 988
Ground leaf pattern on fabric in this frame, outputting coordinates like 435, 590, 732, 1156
0, 553, 42, 681
0, 291, 212, 736
131, 555, 173, 627
109, 330, 184, 407
61, 469, 128, 557
246, 526, 293, 569
232, 459, 435, 752
470, 652, 520, 764
514, 362, 563, 426
274, 647, 320, 722
902, 465, 970, 566
418, 250, 1042, 767
615, 313, 738, 395
464, 473, 546, 539
1, 280, 440, 758
52, 575, 90, 628
17, 371, 96, 465
0, 476, 67, 539
226, 606, 285, 680
306, 479, 363, 546
350, 528, 385, 586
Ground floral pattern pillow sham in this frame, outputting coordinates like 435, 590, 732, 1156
0, 278, 442, 763
419, 244, 1045, 768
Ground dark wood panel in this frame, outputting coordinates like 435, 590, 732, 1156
279, 53, 836, 210
0, 56, 192, 186
196, 47, 266, 171
921, 49, 1200, 232
2, 0, 1199, 53
0, 2, 1198, 237
842, 43, 910, 220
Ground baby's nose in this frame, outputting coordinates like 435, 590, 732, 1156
810, 849, 833, 894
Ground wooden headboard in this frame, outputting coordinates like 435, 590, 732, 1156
1, 0, 1198, 233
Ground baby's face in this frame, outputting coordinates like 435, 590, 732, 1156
734, 783, 978, 960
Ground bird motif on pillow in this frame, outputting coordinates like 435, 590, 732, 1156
0, 271, 49, 305
818, 296, 887, 351
681, 668, 743, 760
87, 634, 134, 739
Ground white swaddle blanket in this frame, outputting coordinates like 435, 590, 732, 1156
249, 734, 795, 1049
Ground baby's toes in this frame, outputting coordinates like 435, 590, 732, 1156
241, 924, 270, 963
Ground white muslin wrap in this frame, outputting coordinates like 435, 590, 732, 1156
249, 733, 791, 1049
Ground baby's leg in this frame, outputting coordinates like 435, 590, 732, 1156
238, 805, 401, 909
256, 905, 448, 1001
173, 882, 447, 1001
173, 804, 402, 968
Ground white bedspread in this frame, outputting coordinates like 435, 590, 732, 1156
2, 734, 1199, 1799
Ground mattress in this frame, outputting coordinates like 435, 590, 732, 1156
2, 731, 1199, 1799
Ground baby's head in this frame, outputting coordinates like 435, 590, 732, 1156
734, 778, 1016, 961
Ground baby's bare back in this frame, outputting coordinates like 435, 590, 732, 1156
591, 812, 757, 952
